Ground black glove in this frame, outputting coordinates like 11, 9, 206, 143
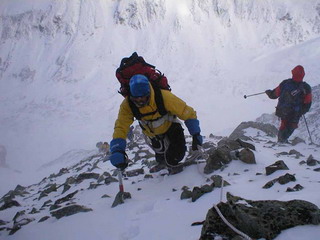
192, 134, 203, 151
265, 89, 273, 99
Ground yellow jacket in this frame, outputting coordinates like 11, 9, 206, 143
112, 85, 197, 139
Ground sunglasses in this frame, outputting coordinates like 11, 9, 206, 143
130, 95, 150, 107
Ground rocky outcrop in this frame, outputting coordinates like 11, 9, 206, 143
200, 192, 320, 240
204, 138, 256, 174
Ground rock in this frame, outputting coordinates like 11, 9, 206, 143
191, 184, 215, 202
76, 173, 100, 183
62, 184, 71, 194
126, 168, 144, 177
180, 189, 192, 200
9, 210, 34, 235
51, 205, 93, 219
54, 190, 78, 205
38, 184, 57, 200
286, 184, 304, 192
236, 139, 256, 151
38, 216, 50, 222
263, 173, 296, 189
101, 194, 111, 198
288, 149, 304, 158
278, 173, 296, 184
306, 155, 319, 166
204, 146, 232, 174
210, 175, 231, 188
0, 199, 21, 211
104, 176, 118, 185
200, 193, 320, 240
291, 137, 305, 146
238, 148, 256, 164
217, 138, 242, 150
229, 121, 278, 141
265, 160, 289, 176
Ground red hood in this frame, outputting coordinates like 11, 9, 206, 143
291, 65, 305, 82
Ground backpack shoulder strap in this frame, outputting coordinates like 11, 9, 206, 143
128, 97, 142, 120
151, 82, 167, 116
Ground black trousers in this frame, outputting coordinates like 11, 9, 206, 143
150, 122, 186, 166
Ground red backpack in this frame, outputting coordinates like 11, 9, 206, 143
116, 52, 171, 97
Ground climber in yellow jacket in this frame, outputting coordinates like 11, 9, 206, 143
110, 74, 203, 174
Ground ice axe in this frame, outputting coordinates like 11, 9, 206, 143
111, 168, 131, 208
243, 91, 265, 99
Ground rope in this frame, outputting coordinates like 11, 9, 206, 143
212, 204, 252, 240
213, 177, 253, 240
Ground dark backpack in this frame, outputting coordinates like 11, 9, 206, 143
116, 52, 171, 120
276, 79, 306, 119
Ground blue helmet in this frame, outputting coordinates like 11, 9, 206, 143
129, 75, 150, 97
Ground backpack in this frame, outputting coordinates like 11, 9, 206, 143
116, 52, 171, 120
116, 52, 170, 97
275, 79, 306, 119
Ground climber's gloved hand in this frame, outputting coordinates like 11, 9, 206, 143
110, 152, 128, 170
265, 89, 273, 99
110, 138, 128, 170
192, 133, 203, 151
185, 119, 203, 151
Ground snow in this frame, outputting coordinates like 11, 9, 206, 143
1, 136, 320, 240
0, 0, 320, 239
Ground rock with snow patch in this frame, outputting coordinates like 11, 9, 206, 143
263, 173, 296, 189
204, 146, 232, 174
265, 160, 289, 175
286, 184, 304, 192
54, 190, 78, 205
229, 121, 278, 141
0, 185, 28, 205
210, 175, 231, 187
288, 149, 304, 158
200, 192, 320, 240
125, 168, 144, 177
0, 199, 21, 211
9, 210, 35, 235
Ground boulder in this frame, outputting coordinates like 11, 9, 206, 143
200, 193, 320, 240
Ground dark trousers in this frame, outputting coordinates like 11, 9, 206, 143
150, 122, 186, 166
278, 119, 299, 142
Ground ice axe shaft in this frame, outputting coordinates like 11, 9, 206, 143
303, 115, 314, 145
111, 169, 131, 208
244, 91, 265, 99
118, 170, 124, 192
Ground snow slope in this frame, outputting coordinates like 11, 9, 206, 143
1, 127, 320, 240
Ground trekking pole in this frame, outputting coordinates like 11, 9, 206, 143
303, 115, 314, 145
243, 91, 265, 99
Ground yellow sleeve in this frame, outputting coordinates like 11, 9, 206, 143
161, 90, 197, 120
112, 98, 134, 139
